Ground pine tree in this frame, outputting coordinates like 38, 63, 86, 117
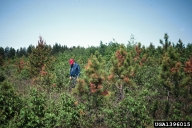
131, 43, 147, 66
175, 39, 186, 64
159, 46, 185, 119
146, 43, 156, 56
4, 47, 10, 59
186, 43, 192, 59
29, 36, 54, 77
9, 47, 16, 59
27, 45, 34, 55
160, 33, 172, 52
77, 51, 108, 95
180, 57, 192, 120
160, 47, 184, 97
109, 44, 136, 101
183, 57, 192, 94
145, 43, 159, 66
75, 51, 109, 124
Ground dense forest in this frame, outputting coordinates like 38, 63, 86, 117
0, 34, 192, 128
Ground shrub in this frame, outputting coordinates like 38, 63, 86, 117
0, 80, 22, 127
15, 88, 47, 128
105, 92, 151, 128
56, 93, 84, 127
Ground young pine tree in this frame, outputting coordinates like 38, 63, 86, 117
131, 42, 147, 66
160, 33, 172, 52
181, 57, 192, 120
183, 57, 192, 95
29, 36, 54, 77
159, 46, 185, 120
160, 47, 184, 97
75, 51, 109, 125
108, 44, 137, 101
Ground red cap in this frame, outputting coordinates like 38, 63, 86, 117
69, 59, 74, 65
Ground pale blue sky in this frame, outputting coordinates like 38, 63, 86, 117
0, 0, 192, 49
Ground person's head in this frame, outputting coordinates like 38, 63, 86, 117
69, 58, 75, 65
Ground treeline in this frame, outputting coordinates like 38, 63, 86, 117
0, 35, 192, 61
0, 40, 117, 59
0, 43, 69, 59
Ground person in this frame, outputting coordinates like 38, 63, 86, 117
69, 58, 80, 88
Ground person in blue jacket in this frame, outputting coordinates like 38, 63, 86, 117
69, 58, 80, 88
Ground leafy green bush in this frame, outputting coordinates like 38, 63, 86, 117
0, 80, 22, 127
15, 88, 47, 128
56, 93, 84, 127
54, 61, 69, 90
105, 92, 151, 128
17, 68, 31, 80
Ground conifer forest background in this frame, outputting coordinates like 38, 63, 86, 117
0, 34, 192, 128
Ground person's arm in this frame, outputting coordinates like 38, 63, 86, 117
69, 67, 72, 79
77, 64, 80, 77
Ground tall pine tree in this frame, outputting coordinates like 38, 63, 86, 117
159, 46, 185, 120
29, 36, 54, 77
74, 51, 109, 125
109, 44, 137, 101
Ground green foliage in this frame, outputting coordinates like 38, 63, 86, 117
105, 41, 120, 61
133, 65, 161, 119
0, 47, 5, 59
0, 55, 4, 67
53, 52, 73, 90
185, 43, 192, 58
54, 61, 68, 90
158, 46, 192, 120
105, 92, 151, 128
2, 34, 192, 127
109, 44, 137, 101
34, 64, 57, 93
17, 68, 30, 80
160, 47, 185, 97
15, 57, 31, 80
51, 43, 67, 55
0, 80, 22, 127
55, 93, 83, 127
73, 51, 110, 126
172, 102, 182, 121
160, 33, 172, 51
29, 36, 54, 77
4, 46, 16, 59
0, 68, 5, 82
3, 59, 17, 78
16, 47, 27, 58
15, 88, 47, 128
183, 57, 192, 94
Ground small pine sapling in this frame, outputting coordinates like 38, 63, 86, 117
109, 44, 136, 101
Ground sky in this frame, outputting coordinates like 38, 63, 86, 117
0, 0, 192, 50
